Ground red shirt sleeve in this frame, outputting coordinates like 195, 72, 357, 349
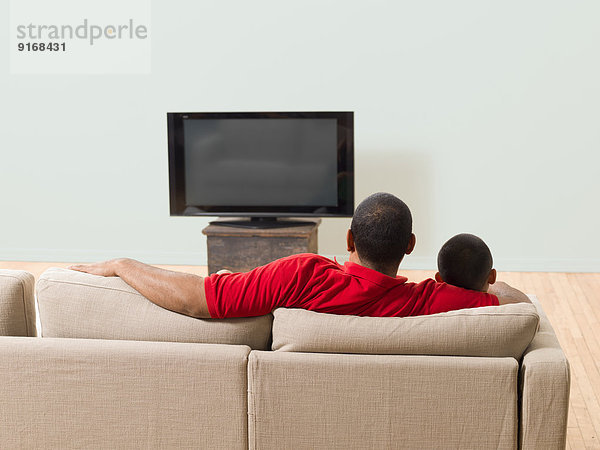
204, 255, 304, 318
425, 281, 499, 314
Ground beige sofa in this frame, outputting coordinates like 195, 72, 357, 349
0, 268, 570, 449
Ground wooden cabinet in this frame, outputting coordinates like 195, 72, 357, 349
202, 219, 320, 274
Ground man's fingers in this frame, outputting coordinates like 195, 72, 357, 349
67, 262, 116, 277
69, 264, 98, 273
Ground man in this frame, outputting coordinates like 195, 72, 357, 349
71, 193, 529, 319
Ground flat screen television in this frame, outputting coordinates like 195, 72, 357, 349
167, 112, 354, 228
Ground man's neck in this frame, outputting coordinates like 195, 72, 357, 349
349, 253, 399, 278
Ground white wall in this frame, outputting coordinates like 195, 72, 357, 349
1, 0, 599, 271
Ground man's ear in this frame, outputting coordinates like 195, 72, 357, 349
488, 268, 497, 285
346, 229, 355, 252
435, 271, 443, 283
405, 233, 416, 255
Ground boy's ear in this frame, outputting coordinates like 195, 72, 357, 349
435, 271, 443, 283
488, 268, 497, 285
405, 233, 416, 255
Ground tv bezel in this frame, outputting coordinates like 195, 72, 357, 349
167, 111, 354, 218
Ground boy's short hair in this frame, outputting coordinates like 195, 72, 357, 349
437, 233, 493, 291
350, 193, 412, 271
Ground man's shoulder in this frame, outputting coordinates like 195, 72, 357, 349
266, 253, 338, 274
405, 279, 489, 301
428, 281, 499, 311
277, 253, 335, 264
433, 281, 485, 296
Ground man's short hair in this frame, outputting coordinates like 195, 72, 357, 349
437, 233, 493, 291
350, 193, 413, 270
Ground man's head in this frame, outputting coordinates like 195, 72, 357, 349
435, 233, 496, 292
348, 193, 415, 275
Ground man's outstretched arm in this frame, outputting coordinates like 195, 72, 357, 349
70, 258, 211, 318
488, 281, 532, 305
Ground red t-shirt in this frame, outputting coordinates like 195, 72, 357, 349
204, 253, 498, 319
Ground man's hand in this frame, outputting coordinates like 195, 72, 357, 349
488, 281, 532, 305
69, 259, 126, 277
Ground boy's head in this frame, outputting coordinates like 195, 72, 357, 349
435, 233, 496, 292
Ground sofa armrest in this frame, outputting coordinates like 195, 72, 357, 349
519, 295, 570, 450
0, 270, 36, 336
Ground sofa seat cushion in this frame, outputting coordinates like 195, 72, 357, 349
249, 351, 518, 449
272, 302, 539, 359
37, 268, 272, 350
0, 337, 250, 449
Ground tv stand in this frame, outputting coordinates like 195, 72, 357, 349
202, 218, 321, 274
210, 217, 315, 229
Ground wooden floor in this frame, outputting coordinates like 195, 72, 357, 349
1, 261, 598, 449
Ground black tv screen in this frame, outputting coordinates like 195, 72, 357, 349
168, 112, 354, 220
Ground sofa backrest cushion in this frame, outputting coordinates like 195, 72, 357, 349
37, 268, 272, 350
272, 302, 539, 359
0, 270, 36, 337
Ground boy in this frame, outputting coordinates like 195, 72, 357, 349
435, 233, 497, 292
